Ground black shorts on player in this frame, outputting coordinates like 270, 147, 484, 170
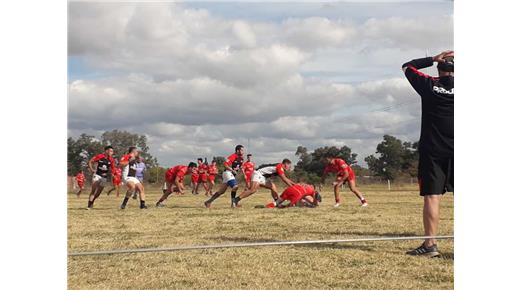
418, 152, 453, 196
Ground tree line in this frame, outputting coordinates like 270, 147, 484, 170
68, 130, 419, 184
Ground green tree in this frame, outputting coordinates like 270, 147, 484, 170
365, 135, 419, 180
295, 145, 358, 176
67, 134, 103, 176
101, 130, 158, 167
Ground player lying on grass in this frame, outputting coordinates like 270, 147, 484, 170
321, 155, 368, 207
194, 158, 209, 195
232, 159, 296, 207
206, 159, 218, 196
119, 147, 147, 209
242, 154, 255, 189
261, 183, 321, 208
87, 145, 116, 209
75, 170, 85, 198
156, 162, 197, 207
204, 145, 245, 208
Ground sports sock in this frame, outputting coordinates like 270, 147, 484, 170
234, 196, 241, 203
231, 190, 237, 199
140, 200, 146, 207
121, 197, 129, 206
87, 200, 93, 208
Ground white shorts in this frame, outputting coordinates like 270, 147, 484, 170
124, 176, 141, 185
222, 171, 236, 183
251, 171, 267, 186
92, 174, 108, 187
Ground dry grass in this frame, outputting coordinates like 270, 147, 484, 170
68, 184, 453, 289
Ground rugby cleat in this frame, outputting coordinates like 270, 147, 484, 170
204, 201, 211, 208
406, 243, 440, 257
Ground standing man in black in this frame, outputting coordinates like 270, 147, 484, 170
402, 50, 454, 257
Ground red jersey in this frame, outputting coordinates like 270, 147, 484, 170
165, 165, 189, 183
92, 153, 116, 178
242, 161, 255, 176
197, 163, 208, 175
256, 163, 286, 178
208, 164, 218, 175
224, 153, 243, 170
281, 184, 316, 206
75, 172, 85, 184
323, 158, 350, 175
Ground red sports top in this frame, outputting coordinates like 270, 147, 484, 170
323, 158, 350, 175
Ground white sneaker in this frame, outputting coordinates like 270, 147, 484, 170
334, 203, 341, 208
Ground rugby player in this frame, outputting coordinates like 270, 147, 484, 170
156, 162, 197, 207
86, 145, 116, 209
194, 158, 209, 195
274, 183, 322, 208
232, 159, 296, 207
75, 170, 85, 198
207, 159, 218, 196
107, 165, 122, 197
241, 154, 255, 189
402, 51, 454, 257
321, 155, 368, 207
191, 163, 199, 195
204, 145, 245, 208
119, 147, 147, 209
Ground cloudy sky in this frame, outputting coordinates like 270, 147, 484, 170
68, 1, 453, 167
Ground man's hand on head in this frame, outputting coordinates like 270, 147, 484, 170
433, 51, 454, 63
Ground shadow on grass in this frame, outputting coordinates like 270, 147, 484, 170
438, 252, 454, 260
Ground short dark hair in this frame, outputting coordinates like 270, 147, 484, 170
437, 56, 454, 72
128, 146, 137, 154
235, 145, 244, 152
188, 162, 197, 168
282, 158, 292, 164
104, 145, 113, 151
197, 158, 203, 162
247, 154, 252, 157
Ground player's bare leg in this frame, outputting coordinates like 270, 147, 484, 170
268, 182, 280, 201
136, 183, 147, 209
87, 183, 104, 209
423, 195, 441, 247
86, 182, 99, 208
347, 179, 368, 206
204, 183, 228, 208
333, 183, 342, 207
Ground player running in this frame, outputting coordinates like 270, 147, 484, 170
119, 147, 147, 209
74, 170, 85, 198
156, 162, 197, 207
321, 155, 368, 207
86, 145, 116, 209
194, 158, 209, 195
204, 145, 245, 208
107, 166, 122, 197
233, 159, 296, 207
207, 159, 218, 196
242, 154, 255, 189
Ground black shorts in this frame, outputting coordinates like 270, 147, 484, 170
418, 153, 453, 196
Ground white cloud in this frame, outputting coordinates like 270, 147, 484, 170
68, 2, 452, 166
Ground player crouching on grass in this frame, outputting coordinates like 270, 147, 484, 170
87, 145, 116, 209
119, 146, 147, 209
204, 145, 245, 208
156, 162, 197, 207
232, 159, 296, 207
321, 154, 368, 207
262, 183, 321, 208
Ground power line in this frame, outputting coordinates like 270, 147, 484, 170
69, 235, 453, 257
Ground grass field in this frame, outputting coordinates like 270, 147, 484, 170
68, 184, 453, 289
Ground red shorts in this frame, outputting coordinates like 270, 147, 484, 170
245, 172, 253, 183
165, 171, 174, 184
280, 187, 303, 205
77, 182, 84, 189
198, 174, 208, 182
112, 177, 121, 186
338, 167, 355, 183
208, 174, 216, 182
191, 174, 199, 183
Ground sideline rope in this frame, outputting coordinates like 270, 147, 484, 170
69, 235, 454, 257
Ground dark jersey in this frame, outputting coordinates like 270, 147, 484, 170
92, 154, 115, 178
224, 153, 243, 175
403, 57, 454, 156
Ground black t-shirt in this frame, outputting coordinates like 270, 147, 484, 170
403, 57, 454, 156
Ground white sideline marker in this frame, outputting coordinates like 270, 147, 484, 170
69, 235, 454, 257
